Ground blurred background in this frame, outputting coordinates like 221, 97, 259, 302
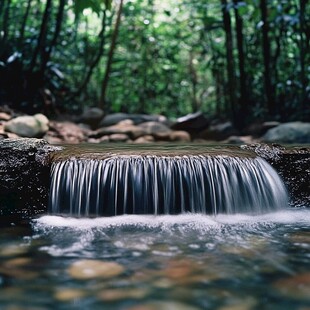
0, 0, 309, 129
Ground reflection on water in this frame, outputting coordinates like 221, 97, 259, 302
0, 209, 309, 309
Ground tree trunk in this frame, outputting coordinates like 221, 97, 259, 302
221, 0, 237, 122
189, 52, 200, 112
40, 0, 66, 75
19, 0, 33, 48
29, 0, 53, 73
99, 0, 124, 111
1, 0, 11, 48
233, 0, 247, 126
299, 0, 307, 112
260, 0, 275, 117
71, 11, 107, 99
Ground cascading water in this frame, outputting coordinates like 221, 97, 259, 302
49, 155, 288, 216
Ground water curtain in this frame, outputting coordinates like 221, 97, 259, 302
49, 155, 288, 216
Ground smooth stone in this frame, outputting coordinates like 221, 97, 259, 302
97, 288, 148, 301
263, 122, 310, 143
127, 301, 200, 310
54, 289, 86, 301
68, 259, 124, 280
134, 135, 155, 143
273, 273, 310, 300
138, 121, 171, 135
0, 245, 28, 257
4, 114, 49, 138
48, 121, 87, 143
4, 258, 31, 267
109, 133, 130, 142
0, 112, 11, 121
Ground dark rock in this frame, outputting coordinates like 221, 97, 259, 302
171, 111, 209, 133
198, 121, 238, 141
138, 121, 171, 135
79, 107, 104, 129
245, 121, 280, 137
0, 138, 61, 224
99, 113, 167, 127
263, 122, 310, 144
242, 144, 310, 207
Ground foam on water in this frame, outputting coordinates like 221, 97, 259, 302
35, 209, 310, 231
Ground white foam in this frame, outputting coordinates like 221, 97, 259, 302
34, 208, 310, 230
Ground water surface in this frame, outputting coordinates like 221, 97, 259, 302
0, 209, 309, 309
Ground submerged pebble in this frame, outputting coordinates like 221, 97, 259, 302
54, 288, 86, 301
273, 273, 310, 300
68, 259, 124, 280
97, 288, 149, 301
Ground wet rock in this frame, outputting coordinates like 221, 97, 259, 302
0, 138, 61, 221
93, 122, 145, 140
263, 122, 310, 144
242, 144, 310, 207
68, 259, 124, 280
109, 133, 130, 142
4, 114, 49, 138
100, 113, 167, 127
79, 107, 104, 129
199, 121, 238, 141
138, 121, 171, 135
224, 135, 256, 144
0, 112, 11, 121
127, 301, 200, 310
54, 289, 86, 302
97, 288, 148, 301
47, 121, 87, 144
273, 273, 310, 300
245, 121, 280, 137
134, 135, 155, 144
169, 131, 191, 142
171, 111, 209, 133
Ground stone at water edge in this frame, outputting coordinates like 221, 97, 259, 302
68, 259, 124, 280
4, 114, 49, 138
79, 107, 104, 129
263, 121, 310, 144
0, 138, 61, 221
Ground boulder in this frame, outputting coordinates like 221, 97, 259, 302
263, 122, 310, 144
4, 114, 49, 138
99, 113, 168, 127
198, 121, 238, 141
245, 121, 280, 137
109, 133, 129, 142
47, 121, 87, 144
169, 131, 191, 142
92, 120, 146, 140
79, 107, 104, 129
171, 111, 209, 133
134, 135, 155, 143
138, 121, 171, 135
242, 144, 310, 207
0, 112, 11, 121
0, 138, 61, 223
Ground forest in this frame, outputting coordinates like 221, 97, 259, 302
0, 0, 309, 129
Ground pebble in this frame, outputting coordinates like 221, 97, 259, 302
54, 288, 86, 301
127, 301, 200, 310
273, 273, 310, 300
68, 259, 124, 280
97, 288, 148, 301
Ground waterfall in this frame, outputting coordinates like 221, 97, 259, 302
49, 155, 288, 216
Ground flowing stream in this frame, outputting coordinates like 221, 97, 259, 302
0, 148, 309, 309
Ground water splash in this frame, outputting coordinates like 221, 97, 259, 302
49, 155, 288, 216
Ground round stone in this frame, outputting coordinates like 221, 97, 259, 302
68, 259, 124, 280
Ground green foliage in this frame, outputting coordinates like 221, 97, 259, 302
0, 0, 308, 123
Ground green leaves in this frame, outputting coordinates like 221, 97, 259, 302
73, 0, 112, 17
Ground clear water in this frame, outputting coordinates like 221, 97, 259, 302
0, 209, 309, 309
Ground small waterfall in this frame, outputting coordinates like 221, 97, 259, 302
49, 155, 288, 216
